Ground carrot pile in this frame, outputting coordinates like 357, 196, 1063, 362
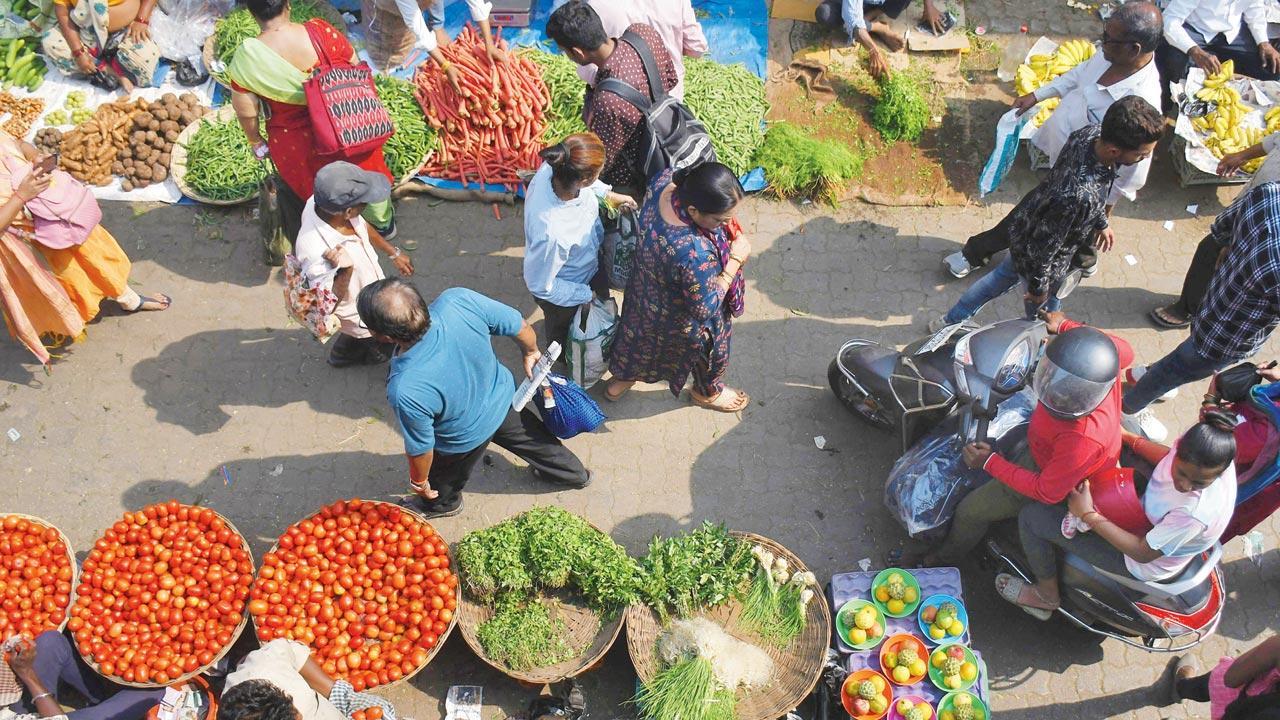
414, 26, 550, 190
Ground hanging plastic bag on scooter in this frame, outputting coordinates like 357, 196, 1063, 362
885, 389, 1037, 540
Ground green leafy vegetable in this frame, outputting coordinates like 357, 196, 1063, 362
871, 73, 930, 143
639, 522, 752, 621
374, 75, 437, 180
683, 57, 768, 176
753, 122, 866, 206
632, 656, 736, 720
475, 596, 580, 671
213, 0, 332, 66
182, 116, 268, 202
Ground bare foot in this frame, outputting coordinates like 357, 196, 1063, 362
604, 379, 634, 401
870, 21, 906, 52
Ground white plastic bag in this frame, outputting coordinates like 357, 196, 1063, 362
151, 0, 233, 61
978, 108, 1032, 196
565, 296, 617, 389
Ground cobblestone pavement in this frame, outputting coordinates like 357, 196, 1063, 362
2, 4, 1278, 720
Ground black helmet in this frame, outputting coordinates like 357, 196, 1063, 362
1032, 326, 1118, 418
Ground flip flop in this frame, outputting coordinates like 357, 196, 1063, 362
691, 387, 750, 413
1148, 305, 1190, 329
127, 293, 172, 312
995, 573, 1056, 621
603, 380, 632, 402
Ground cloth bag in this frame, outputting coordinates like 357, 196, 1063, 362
534, 373, 606, 439
565, 296, 617, 388
259, 161, 296, 267
5, 159, 100, 249
303, 20, 395, 156
282, 254, 340, 342
599, 206, 639, 290
978, 108, 1031, 197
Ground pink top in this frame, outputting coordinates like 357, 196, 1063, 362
1209, 656, 1280, 720
579, 0, 708, 100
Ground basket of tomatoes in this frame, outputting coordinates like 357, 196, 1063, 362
68, 502, 255, 687
0, 514, 76, 636
248, 499, 459, 691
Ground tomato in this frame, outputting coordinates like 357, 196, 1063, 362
0, 516, 73, 634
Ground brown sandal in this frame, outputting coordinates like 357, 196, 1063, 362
603, 379, 634, 402
1148, 305, 1190, 329
690, 387, 750, 413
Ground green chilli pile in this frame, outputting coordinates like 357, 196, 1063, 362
213, 0, 331, 65
524, 49, 588, 143
374, 75, 437, 180
181, 116, 267, 202
684, 57, 768, 176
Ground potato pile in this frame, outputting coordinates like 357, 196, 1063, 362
33, 128, 62, 156
59, 98, 149, 186
116, 94, 207, 191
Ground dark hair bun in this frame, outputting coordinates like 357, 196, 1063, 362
1200, 407, 1239, 433
539, 143, 569, 167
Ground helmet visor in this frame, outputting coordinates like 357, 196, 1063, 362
1032, 356, 1115, 418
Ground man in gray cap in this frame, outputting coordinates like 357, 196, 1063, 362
296, 161, 414, 367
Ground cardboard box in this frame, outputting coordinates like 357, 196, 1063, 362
771, 0, 822, 22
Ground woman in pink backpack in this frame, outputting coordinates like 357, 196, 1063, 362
0, 129, 169, 364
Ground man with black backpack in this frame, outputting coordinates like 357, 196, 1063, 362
547, 0, 715, 197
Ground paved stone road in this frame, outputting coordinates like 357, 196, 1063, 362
2, 3, 1278, 719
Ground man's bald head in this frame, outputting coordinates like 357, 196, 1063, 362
357, 278, 431, 345
1109, 1, 1162, 53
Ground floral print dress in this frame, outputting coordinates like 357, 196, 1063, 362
609, 170, 742, 396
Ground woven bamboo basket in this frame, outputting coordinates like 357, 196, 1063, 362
625, 531, 832, 720
1, 513, 77, 633
249, 500, 458, 690
203, 0, 347, 88
74, 506, 253, 688
456, 518, 625, 684
170, 106, 260, 206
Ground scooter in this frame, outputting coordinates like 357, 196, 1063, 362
827, 310, 1224, 652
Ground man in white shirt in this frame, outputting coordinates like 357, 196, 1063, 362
944, 2, 1164, 279
1157, 0, 1280, 106
222, 640, 398, 720
575, 0, 708, 101
374, 0, 503, 90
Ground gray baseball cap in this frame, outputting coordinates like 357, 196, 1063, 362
313, 161, 391, 213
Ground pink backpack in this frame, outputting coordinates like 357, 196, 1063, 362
4, 157, 101, 249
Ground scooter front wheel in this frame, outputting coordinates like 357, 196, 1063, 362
827, 359, 894, 431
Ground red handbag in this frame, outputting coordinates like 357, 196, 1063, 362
302, 20, 395, 156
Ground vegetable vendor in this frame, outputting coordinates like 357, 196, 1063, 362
814, 0, 947, 79
42, 0, 164, 90
1156, 0, 1280, 109
377, 0, 505, 88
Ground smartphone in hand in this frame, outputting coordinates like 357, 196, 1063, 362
35, 153, 58, 174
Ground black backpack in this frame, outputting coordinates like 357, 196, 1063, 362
594, 29, 716, 183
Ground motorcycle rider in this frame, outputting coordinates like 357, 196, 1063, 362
895, 311, 1134, 567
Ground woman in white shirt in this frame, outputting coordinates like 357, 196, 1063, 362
1000, 410, 1237, 619
523, 132, 635, 352
378, 0, 502, 85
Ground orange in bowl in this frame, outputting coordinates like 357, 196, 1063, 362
879, 633, 929, 686
842, 668, 893, 719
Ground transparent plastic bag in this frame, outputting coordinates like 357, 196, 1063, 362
151, 0, 234, 61
884, 389, 1037, 540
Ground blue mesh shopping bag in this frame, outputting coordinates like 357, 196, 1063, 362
534, 374, 606, 439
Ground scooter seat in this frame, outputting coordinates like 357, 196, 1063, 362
1087, 544, 1222, 601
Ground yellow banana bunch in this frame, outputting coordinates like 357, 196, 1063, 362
1201, 59, 1235, 88
1243, 157, 1264, 173
1265, 106, 1280, 134
1014, 40, 1096, 126
1033, 97, 1060, 126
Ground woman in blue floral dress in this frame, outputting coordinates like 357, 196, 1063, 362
605, 162, 752, 412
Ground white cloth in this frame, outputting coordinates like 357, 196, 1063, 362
225, 640, 345, 720
0, 709, 66, 720
522, 162, 609, 307
1124, 445, 1237, 581
394, 0, 492, 54
1163, 0, 1270, 53
1032, 53, 1163, 205
577, 0, 708, 100
295, 198, 386, 339
1242, 131, 1280, 192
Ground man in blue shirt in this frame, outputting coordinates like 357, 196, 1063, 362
814, 0, 947, 78
358, 278, 590, 517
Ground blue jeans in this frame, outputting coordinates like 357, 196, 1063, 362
9, 631, 165, 720
943, 256, 1061, 324
1121, 337, 1227, 414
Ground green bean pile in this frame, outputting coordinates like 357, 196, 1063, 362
524, 49, 588, 143
684, 57, 768, 176
213, 0, 330, 65
374, 75, 437, 180
181, 116, 266, 202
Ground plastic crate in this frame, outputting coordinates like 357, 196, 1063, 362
1172, 135, 1247, 188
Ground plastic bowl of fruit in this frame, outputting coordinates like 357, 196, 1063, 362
927, 642, 980, 693
842, 668, 893, 720
879, 633, 929, 686
888, 695, 935, 720
872, 568, 921, 617
837, 599, 887, 650
937, 691, 988, 720
917, 594, 969, 644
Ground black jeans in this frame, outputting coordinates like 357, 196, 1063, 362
1157, 21, 1279, 108
961, 208, 1098, 271
1176, 672, 1211, 702
328, 333, 393, 367
1165, 234, 1225, 318
423, 407, 589, 512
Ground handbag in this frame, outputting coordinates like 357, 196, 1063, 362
5, 159, 100, 249
534, 374, 606, 439
1216, 362, 1265, 403
302, 20, 395, 156
599, 205, 639, 290
565, 296, 617, 389
282, 254, 340, 342
259, 161, 294, 267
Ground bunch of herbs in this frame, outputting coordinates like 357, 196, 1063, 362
639, 522, 753, 621
871, 72, 930, 143
632, 656, 737, 720
754, 122, 866, 206
475, 595, 578, 671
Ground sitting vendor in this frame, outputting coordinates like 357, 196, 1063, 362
1156, 0, 1280, 108
381, 0, 503, 89
894, 311, 1133, 567
813, 0, 947, 78
42, 0, 162, 90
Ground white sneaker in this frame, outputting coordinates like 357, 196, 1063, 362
1124, 408, 1169, 443
1128, 365, 1179, 401
944, 252, 975, 279
1081, 264, 1099, 278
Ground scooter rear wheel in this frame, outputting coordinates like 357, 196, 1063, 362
827, 359, 894, 431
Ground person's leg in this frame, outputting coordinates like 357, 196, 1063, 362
930, 480, 1032, 564
1208, 21, 1277, 80
1155, 25, 1205, 110
67, 689, 167, 720
1174, 672, 1212, 702
535, 298, 579, 360
424, 0, 445, 31
422, 443, 489, 513
115, 35, 162, 88
943, 256, 1023, 324
1017, 501, 1132, 605
1168, 234, 1226, 320
1122, 338, 1225, 414
490, 407, 590, 487
328, 333, 391, 367
16, 630, 110, 710
41, 28, 84, 77
962, 211, 1016, 268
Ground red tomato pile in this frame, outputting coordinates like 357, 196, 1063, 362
250, 499, 458, 690
0, 515, 74, 636
69, 502, 253, 685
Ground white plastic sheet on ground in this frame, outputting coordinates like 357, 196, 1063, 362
1173, 67, 1280, 177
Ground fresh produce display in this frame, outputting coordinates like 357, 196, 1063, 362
895, 698, 934, 720
59, 97, 150, 186
7, 0, 41, 22
1014, 39, 1095, 126
1190, 61, 1267, 170
0, 91, 42, 137
117, 94, 208, 191
415, 25, 550, 189
920, 598, 965, 641
635, 617, 773, 720
871, 73, 929, 143
739, 542, 818, 645
213, 0, 330, 66
755, 122, 864, 205
937, 691, 986, 720
638, 521, 753, 621
179, 114, 268, 202
43, 90, 93, 127
842, 669, 891, 719
929, 644, 978, 691
374, 74, 437, 180
33, 127, 62, 156
839, 599, 886, 647
68, 502, 253, 685
472, 596, 573, 671
249, 499, 456, 690
881, 634, 928, 685
0, 515, 74, 637
684, 57, 768, 175
873, 570, 920, 616
524, 48, 586, 143
0, 38, 47, 92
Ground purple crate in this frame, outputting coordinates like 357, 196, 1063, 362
829, 567, 970, 654
844, 648, 992, 710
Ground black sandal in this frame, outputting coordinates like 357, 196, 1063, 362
1148, 305, 1190, 329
